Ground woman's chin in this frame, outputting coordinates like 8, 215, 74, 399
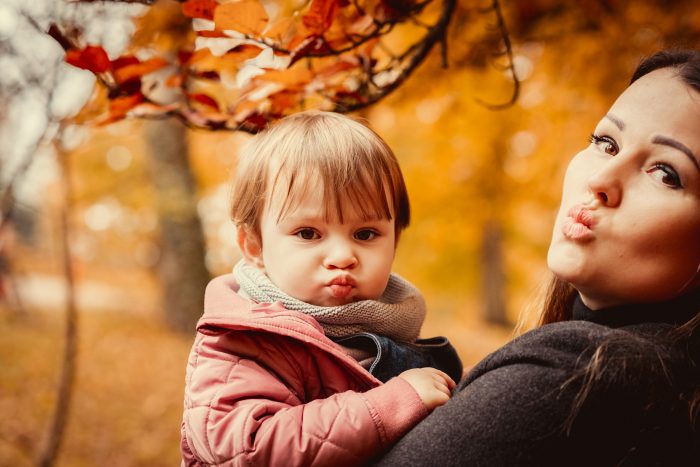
547, 242, 590, 285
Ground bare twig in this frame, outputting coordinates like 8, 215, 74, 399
37, 145, 78, 467
337, 0, 457, 112
475, 0, 520, 109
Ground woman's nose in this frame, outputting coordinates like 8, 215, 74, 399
586, 158, 625, 207
323, 240, 358, 270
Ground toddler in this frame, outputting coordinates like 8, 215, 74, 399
181, 111, 462, 466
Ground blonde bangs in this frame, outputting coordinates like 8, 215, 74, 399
231, 111, 409, 236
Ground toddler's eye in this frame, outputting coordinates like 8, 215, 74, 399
295, 229, 320, 240
354, 229, 377, 241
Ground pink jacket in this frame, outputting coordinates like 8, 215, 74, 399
180, 274, 428, 466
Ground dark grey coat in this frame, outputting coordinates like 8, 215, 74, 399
376, 296, 700, 466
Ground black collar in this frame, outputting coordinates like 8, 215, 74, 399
572, 292, 700, 328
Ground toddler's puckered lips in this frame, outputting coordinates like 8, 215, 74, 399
327, 276, 356, 299
562, 204, 596, 241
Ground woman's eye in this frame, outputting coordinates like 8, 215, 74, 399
295, 229, 320, 240
647, 164, 682, 189
354, 229, 377, 241
589, 134, 619, 156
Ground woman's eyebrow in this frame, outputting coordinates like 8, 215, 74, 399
605, 114, 625, 131
652, 135, 700, 172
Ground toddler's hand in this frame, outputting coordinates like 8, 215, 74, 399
398, 367, 455, 411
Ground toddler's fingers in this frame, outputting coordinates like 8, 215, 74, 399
430, 369, 456, 390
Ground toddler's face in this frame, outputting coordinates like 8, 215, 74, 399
249, 183, 396, 306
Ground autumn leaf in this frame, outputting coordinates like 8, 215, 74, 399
347, 14, 375, 36
226, 44, 265, 62
177, 50, 193, 65
288, 35, 330, 65
111, 55, 140, 70
214, 1, 268, 36
256, 67, 313, 89
240, 112, 268, 131
302, 0, 339, 35
165, 74, 184, 87
108, 92, 145, 120
187, 93, 220, 111
196, 30, 230, 38
182, 0, 218, 21
315, 58, 359, 79
114, 58, 168, 85
66, 45, 110, 73
263, 17, 295, 44
268, 90, 301, 115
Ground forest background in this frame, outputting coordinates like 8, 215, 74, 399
1, 0, 699, 465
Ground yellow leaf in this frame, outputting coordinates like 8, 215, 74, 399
214, 1, 268, 36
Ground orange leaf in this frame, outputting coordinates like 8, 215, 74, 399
66, 45, 110, 73
165, 75, 184, 87
182, 0, 218, 20
346, 14, 375, 36
316, 58, 359, 79
257, 67, 313, 88
214, 1, 268, 36
187, 93, 220, 111
114, 58, 168, 84
263, 16, 295, 44
269, 90, 300, 115
302, 0, 339, 35
109, 93, 144, 119
226, 44, 265, 62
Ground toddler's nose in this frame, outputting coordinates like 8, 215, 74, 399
323, 241, 358, 270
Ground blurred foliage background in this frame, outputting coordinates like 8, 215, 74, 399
2, 0, 700, 465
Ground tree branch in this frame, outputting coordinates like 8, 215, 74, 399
475, 0, 520, 110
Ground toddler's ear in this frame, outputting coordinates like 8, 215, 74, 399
237, 228, 264, 269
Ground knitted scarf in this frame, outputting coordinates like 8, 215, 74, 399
233, 260, 426, 343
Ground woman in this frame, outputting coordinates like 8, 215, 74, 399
377, 49, 700, 466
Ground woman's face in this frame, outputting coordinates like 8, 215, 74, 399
547, 68, 700, 309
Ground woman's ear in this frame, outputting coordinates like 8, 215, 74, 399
237, 228, 264, 269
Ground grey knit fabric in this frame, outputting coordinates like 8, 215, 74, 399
233, 260, 425, 343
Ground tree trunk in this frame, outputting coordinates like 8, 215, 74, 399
143, 118, 209, 333
480, 219, 508, 325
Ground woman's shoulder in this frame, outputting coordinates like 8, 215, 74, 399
462, 319, 681, 390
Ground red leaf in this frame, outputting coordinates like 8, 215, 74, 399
188, 93, 220, 111
177, 50, 193, 65
302, 0, 339, 35
66, 45, 110, 73
111, 55, 140, 70
288, 35, 330, 66
182, 0, 217, 20
196, 29, 229, 38
241, 112, 268, 131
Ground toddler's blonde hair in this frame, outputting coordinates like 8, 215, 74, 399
231, 110, 410, 239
